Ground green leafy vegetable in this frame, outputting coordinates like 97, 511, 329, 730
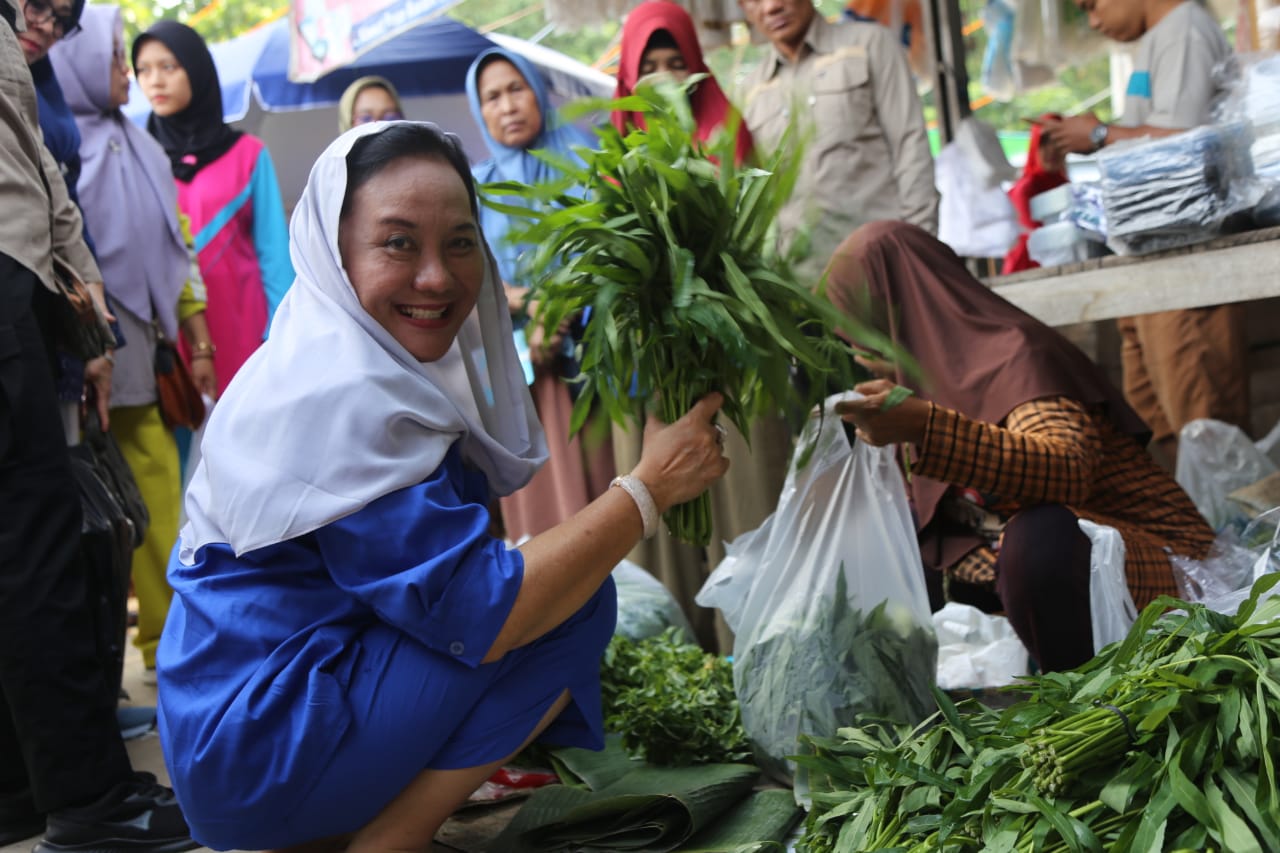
737, 569, 938, 785
794, 574, 1280, 852
601, 627, 751, 767
482, 78, 902, 545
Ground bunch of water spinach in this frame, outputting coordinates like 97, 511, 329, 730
796, 574, 1280, 852
481, 78, 896, 545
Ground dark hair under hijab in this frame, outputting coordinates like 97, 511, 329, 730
133, 20, 241, 183
341, 123, 478, 219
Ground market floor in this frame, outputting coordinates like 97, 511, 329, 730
0, 630, 520, 853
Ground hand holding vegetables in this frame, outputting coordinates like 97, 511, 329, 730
631, 392, 730, 514
835, 379, 932, 447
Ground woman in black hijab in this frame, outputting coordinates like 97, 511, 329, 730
133, 21, 294, 395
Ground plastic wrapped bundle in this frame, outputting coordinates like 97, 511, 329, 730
1241, 55, 1280, 128
1215, 54, 1280, 226
1098, 125, 1250, 255
1246, 60, 1280, 224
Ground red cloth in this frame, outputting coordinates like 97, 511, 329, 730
1001, 119, 1068, 274
612, 1, 753, 165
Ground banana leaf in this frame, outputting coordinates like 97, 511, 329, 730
488, 763, 760, 852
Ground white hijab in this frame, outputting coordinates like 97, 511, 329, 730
180, 122, 547, 560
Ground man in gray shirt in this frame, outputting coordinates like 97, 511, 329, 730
737, 0, 939, 278
1039, 0, 1248, 464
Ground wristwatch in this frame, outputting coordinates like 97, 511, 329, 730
1089, 122, 1110, 152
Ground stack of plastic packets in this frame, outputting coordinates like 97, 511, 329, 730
1096, 125, 1237, 255
1244, 56, 1280, 225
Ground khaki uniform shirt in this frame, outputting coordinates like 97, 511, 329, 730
740, 14, 938, 273
0, 0, 100, 294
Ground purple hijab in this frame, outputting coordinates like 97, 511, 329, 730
50, 5, 189, 339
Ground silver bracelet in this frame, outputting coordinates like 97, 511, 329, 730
610, 474, 658, 540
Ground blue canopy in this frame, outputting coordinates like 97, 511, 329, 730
250, 16, 497, 111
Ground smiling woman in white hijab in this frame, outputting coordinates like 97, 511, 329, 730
155, 121, 729, 852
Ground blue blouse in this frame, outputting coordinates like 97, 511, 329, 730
157, 445, 621, 848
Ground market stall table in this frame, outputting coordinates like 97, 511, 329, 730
987, 225, 1280, 326
987, 225, 1280, 438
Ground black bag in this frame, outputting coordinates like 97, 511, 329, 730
69, 445, 133, 704
80, 408, 149, 548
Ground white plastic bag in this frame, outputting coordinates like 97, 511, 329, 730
1176, 418, 1279, 531
696, 393, 937, 784
611, 560, 696, 644
1079, 520, 1138, 653
932, 602, 1031, 690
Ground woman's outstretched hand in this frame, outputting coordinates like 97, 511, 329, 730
632, 392, 731, 513
835, 379, 932, 447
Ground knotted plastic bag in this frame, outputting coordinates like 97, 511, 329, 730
697, 393, 937, 785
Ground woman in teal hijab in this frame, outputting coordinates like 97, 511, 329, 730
465, 47, 614, 543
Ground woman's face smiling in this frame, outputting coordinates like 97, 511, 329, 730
338, 155, 486, 363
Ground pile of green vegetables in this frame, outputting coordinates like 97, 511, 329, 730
482, 79, 895, 545
796, 575, 1280, 852
601, 627, 750, 767
737, 571, 938, 784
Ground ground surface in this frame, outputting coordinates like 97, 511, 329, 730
0, 629, 521, 853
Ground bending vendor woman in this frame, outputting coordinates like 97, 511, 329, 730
829, 221, 1213, 673
155, 122, 729, 852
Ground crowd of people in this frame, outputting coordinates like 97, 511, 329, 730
0, 0, 1241, 850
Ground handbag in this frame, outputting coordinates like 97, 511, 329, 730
154, 331, 206, 431
71, 409, 146, 702
51, 255, 114, 362
81, 407, 149, 548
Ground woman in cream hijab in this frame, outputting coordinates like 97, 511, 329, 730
337, 75, 404, 132
156, 121, 728, 851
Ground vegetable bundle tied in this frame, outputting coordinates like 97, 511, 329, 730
481, 78, 891, 545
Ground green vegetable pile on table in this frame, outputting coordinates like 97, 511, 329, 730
796, 575, 1280, 852
482, 78, 894, 545
601, 628, 751, 767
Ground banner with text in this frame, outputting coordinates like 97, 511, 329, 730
288, 0, 464, 82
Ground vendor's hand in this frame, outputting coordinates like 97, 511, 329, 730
83, 354, 113, 430
190, 358, 217, 401
1038, 113, 1101, 162
834, 379, 931, 447
633, 392, 731, 513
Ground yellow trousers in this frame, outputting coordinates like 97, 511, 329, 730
111, 405, 179, 669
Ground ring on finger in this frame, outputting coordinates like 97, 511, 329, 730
714, 423, 727, 445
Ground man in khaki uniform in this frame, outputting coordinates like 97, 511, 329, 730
737, 0, 939, 276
